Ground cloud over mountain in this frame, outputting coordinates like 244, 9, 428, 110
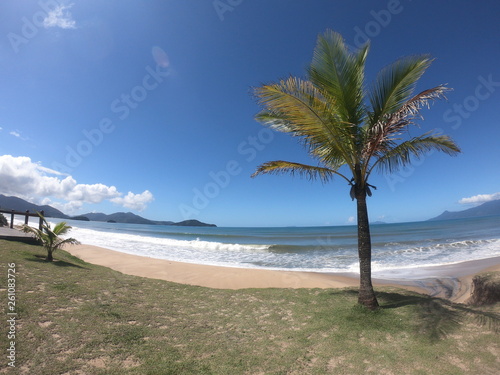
459, 192, 500, 205
0, 155, 153, 213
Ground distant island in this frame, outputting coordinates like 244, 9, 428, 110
0, 194, 216, 227
428, 199, 500, 221
72, 215, 90, 221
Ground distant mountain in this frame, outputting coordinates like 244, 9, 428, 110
173, 220, 217, 227
83, 212, 157, 225
428, 200, 500, 221
0, 194, 68, 218
71, 215, 90, 221
80, 212, 216, 227
0, 195, 216, 227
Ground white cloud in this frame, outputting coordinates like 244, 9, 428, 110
36, 164, 68, 176
459, 192, 500, 205
347, 216, 355, 224
41, 197, 84, 214
9, 130, 29, 141
0, 155, 153, 213
111, 191, 154, 212
9, 131, 22, 138
43, 4, 76, 29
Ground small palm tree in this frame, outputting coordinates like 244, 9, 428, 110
252, 30, 461, 309
23, 213, 80, 262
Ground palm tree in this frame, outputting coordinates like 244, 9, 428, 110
251, 30, 460, 309
23, 213, 80, 262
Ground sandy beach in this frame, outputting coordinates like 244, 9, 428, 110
65, 244, 500, 303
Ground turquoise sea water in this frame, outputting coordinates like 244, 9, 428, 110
42, 215, 500, 276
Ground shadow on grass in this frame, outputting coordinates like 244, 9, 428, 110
26, 254, 87, 269
329, 289, 499, 343
447, 301, 500, 334
380, 290, 498, 319
376, 291, 430, 309
379, 291, 500, 342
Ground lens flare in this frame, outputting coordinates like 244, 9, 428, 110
152, 46, 169, 68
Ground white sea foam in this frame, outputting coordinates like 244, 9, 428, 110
16, 217, 500, 274
68, 226, 500, 272
68, 226, 279, 268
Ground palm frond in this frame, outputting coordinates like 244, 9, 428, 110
370, 132, 461, 175
22, 224, 40, 236
308, 29, 368, 126
251, 160, 349, 184
362, 85, 451, 171
254, 77, 337, 137
53, 221, 72, 236
254, 110, 293, 133
368, 85, 450, 137
369, 55, 434, 125
391, 85, 450, 123
22, 225, 46, 243
53, 237, 80, 250
254, 77, 356, 169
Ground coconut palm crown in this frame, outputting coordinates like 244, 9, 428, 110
23, 213, 80, 262
251, 30, 461, 309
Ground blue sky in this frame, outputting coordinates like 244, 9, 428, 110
1, 0, 499, 227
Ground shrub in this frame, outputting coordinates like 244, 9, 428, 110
0, 213, 8, 227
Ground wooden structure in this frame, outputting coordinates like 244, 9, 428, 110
0, 209, 44, 230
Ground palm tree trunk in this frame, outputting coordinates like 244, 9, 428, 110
356, 192, 379, 309
46, 249, 54, 262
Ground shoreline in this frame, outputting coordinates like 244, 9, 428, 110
65, 244, 500, 303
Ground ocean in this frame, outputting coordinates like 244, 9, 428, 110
35, 215, 500, 278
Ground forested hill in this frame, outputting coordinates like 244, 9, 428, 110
428, 200, 500, 221
0, 195, 216, 227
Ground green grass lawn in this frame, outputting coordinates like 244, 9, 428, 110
1, 240, 499, 374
